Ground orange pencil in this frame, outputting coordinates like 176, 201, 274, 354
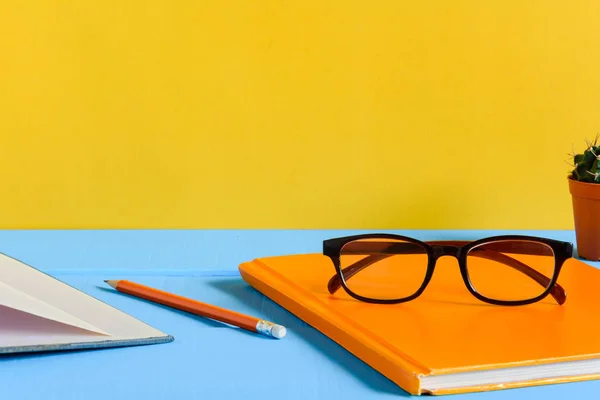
104, 279, 286, 339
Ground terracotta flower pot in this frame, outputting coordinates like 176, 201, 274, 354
568, 176, 600, 261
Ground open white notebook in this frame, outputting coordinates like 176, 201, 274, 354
0, 251, 173, 354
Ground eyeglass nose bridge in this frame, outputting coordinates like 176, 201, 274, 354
431, 245, 462, 260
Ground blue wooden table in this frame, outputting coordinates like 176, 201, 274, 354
1, 229, 598, 399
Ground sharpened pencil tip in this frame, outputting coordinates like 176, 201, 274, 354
104, 280, 119, 289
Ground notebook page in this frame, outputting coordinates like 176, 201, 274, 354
0, 252, 168, 344
0, 305, 107, 348
0, 281, 108, 335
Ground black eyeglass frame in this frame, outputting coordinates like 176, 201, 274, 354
323, 233, 574, 306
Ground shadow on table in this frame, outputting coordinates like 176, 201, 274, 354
206, 277, 411, 397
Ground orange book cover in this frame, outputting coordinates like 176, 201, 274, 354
239, 250, 600, 395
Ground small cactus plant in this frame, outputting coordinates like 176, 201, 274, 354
571, 135, 600, 183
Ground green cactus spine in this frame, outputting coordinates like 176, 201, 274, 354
572, 136, 600, 183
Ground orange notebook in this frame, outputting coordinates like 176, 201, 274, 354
239, 253, 600, 395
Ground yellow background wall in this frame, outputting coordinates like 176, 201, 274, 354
0, 1, 598, 229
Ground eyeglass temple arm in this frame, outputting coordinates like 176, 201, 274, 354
326, 241, 566, 305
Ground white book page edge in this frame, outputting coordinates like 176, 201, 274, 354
0, 281, 109, 336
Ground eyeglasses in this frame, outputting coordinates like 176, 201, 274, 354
323, 234, 574, 306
